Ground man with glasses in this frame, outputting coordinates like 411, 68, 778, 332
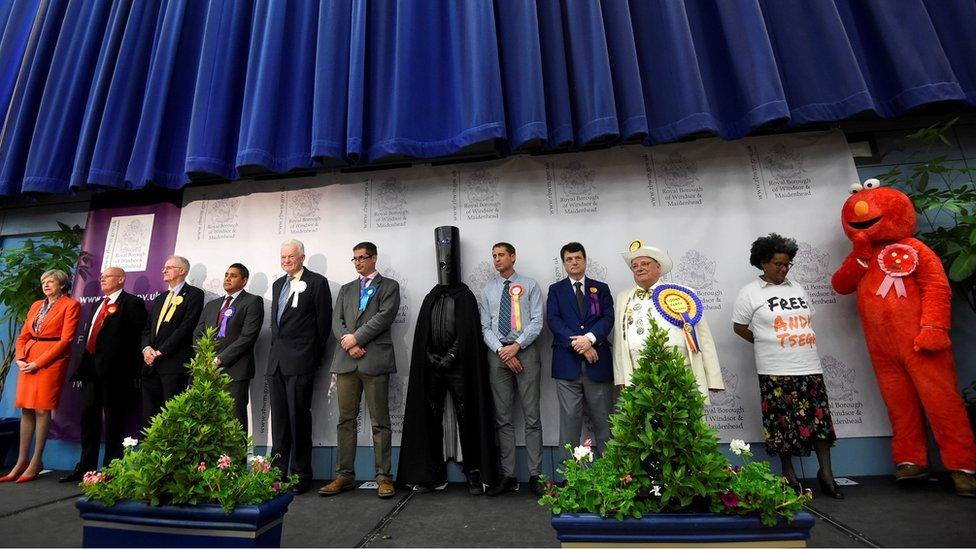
141, 256, 204, 425
612, 241, 723, 403
61, 267, 147, 483
268, 239, 333, 495
320, 242, 400, 499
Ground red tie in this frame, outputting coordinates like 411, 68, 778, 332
86, 297, 110, 354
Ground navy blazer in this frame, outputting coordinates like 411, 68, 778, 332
546, 277, 614, 382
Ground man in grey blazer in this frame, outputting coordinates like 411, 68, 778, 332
319, 242, 400, 499
193, 263, 264, 432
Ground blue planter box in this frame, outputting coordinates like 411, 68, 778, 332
552, 511, 814, 547
75, 492, 294, 548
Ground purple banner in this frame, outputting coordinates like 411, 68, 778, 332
50, 197, 183, 441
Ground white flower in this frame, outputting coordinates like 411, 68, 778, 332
122, 437, 138, 449
729, 439, 751, 456
650, 484, 662, 497
572, 444, 593, 463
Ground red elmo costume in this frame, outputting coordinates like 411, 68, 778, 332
832, 179, 976, 473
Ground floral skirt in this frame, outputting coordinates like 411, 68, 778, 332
758, 374, 836, 457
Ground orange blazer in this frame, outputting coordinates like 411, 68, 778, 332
14, 296, 81, 410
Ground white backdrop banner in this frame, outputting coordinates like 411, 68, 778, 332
174, 130, 891, 447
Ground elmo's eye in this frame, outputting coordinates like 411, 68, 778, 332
849, 182, 863, 194
863, 178, 881, 189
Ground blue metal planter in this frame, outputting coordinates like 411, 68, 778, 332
75, 493, 294, 548
552, 511, 815, 547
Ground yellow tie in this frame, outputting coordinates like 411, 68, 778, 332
155, 290, 174, 334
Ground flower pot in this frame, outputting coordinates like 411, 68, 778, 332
75, 492, 294, 548
551, 511, 814, 547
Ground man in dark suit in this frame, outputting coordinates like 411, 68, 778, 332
546, 242, 614, 464
193, 263, 264, 432
61, 267, 147, 483
141, 255, 204, 425
268, 239, 332, 495
319, 242, 400, 499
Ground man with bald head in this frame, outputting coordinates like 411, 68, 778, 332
61, 267, 147, 482
141, 255, 204, 424
268, 239, 333, 495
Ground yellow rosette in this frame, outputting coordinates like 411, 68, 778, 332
164, 295, 184, 323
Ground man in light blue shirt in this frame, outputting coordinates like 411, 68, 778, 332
479, 242, 545, 496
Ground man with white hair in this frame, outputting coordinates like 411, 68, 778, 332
612, 241, 724, 403
141, 255, 204, 424
268, 239, 333, 495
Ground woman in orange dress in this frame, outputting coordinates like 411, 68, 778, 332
0, 269, 81, 483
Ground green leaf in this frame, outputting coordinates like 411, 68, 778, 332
948, 252, 976, 282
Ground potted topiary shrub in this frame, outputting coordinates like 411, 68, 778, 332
540, 323, 814, 547
75, 329, 295, 548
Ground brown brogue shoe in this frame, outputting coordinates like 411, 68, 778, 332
318, 476, 355, 496
894, 463, 929, 483
950, 471, 976, 498
378, 479, 395, 498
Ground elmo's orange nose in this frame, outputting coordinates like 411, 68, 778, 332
854, 200, 870, 217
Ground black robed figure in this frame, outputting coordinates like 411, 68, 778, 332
397, 226, 498, 493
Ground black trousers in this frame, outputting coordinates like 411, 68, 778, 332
77, 377, 130, 472
423, 365, 474, 482
268, 369, 315, 482
226, 379, 250, 432
141, 371, 189, 428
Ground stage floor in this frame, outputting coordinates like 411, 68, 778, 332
0, 473, 972, 547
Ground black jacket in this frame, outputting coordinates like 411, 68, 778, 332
194, 290, 264, 381
268, 268, 333, 376
141, 283, 205, 376
72, 290, 147, 381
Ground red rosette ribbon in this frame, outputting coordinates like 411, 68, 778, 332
876, 243, 918, 298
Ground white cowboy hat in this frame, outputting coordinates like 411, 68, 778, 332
621, 240, 673, 275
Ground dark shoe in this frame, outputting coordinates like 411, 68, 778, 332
529, 475, 545, 497
894, 463, 929, 483
291, 479, 311, 495
486, 476, 519, 496
817, 470, 844, 499
318, 476, 355, 496
466, 470, 484, 495
377, 479, 395, 498
59, 470, 83, 483
950, 471, 976, 498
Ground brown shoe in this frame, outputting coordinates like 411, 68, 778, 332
950, 471, 976, 498
318, 476, 355, 496
894, 463, 929, 483
377, 479, 395, 499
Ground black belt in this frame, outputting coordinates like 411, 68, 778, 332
30, 337, 60, 342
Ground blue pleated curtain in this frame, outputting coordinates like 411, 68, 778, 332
0, 0, 974, 196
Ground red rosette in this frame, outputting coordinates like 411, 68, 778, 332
877, 243, 918, 278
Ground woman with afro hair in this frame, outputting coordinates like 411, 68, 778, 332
731, 233, 843, 499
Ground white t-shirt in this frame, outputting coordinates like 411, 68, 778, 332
732, 277, 823, 376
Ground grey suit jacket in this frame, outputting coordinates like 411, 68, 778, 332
330, 273, 400, 375
193, 291, 264, 381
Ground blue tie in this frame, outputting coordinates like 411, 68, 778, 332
276, 276, 292, 324
498, 279, 511, 337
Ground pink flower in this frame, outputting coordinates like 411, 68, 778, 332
82, 471, 104, 485
261, 460, 271, 473
620, 474, 633, 484
798, 426, 812, 438
720, 491, 739, 508
197, 461, 207, 472
217, 454, 232, 470
583, 438, 593, 448
272, 482, 281, 492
